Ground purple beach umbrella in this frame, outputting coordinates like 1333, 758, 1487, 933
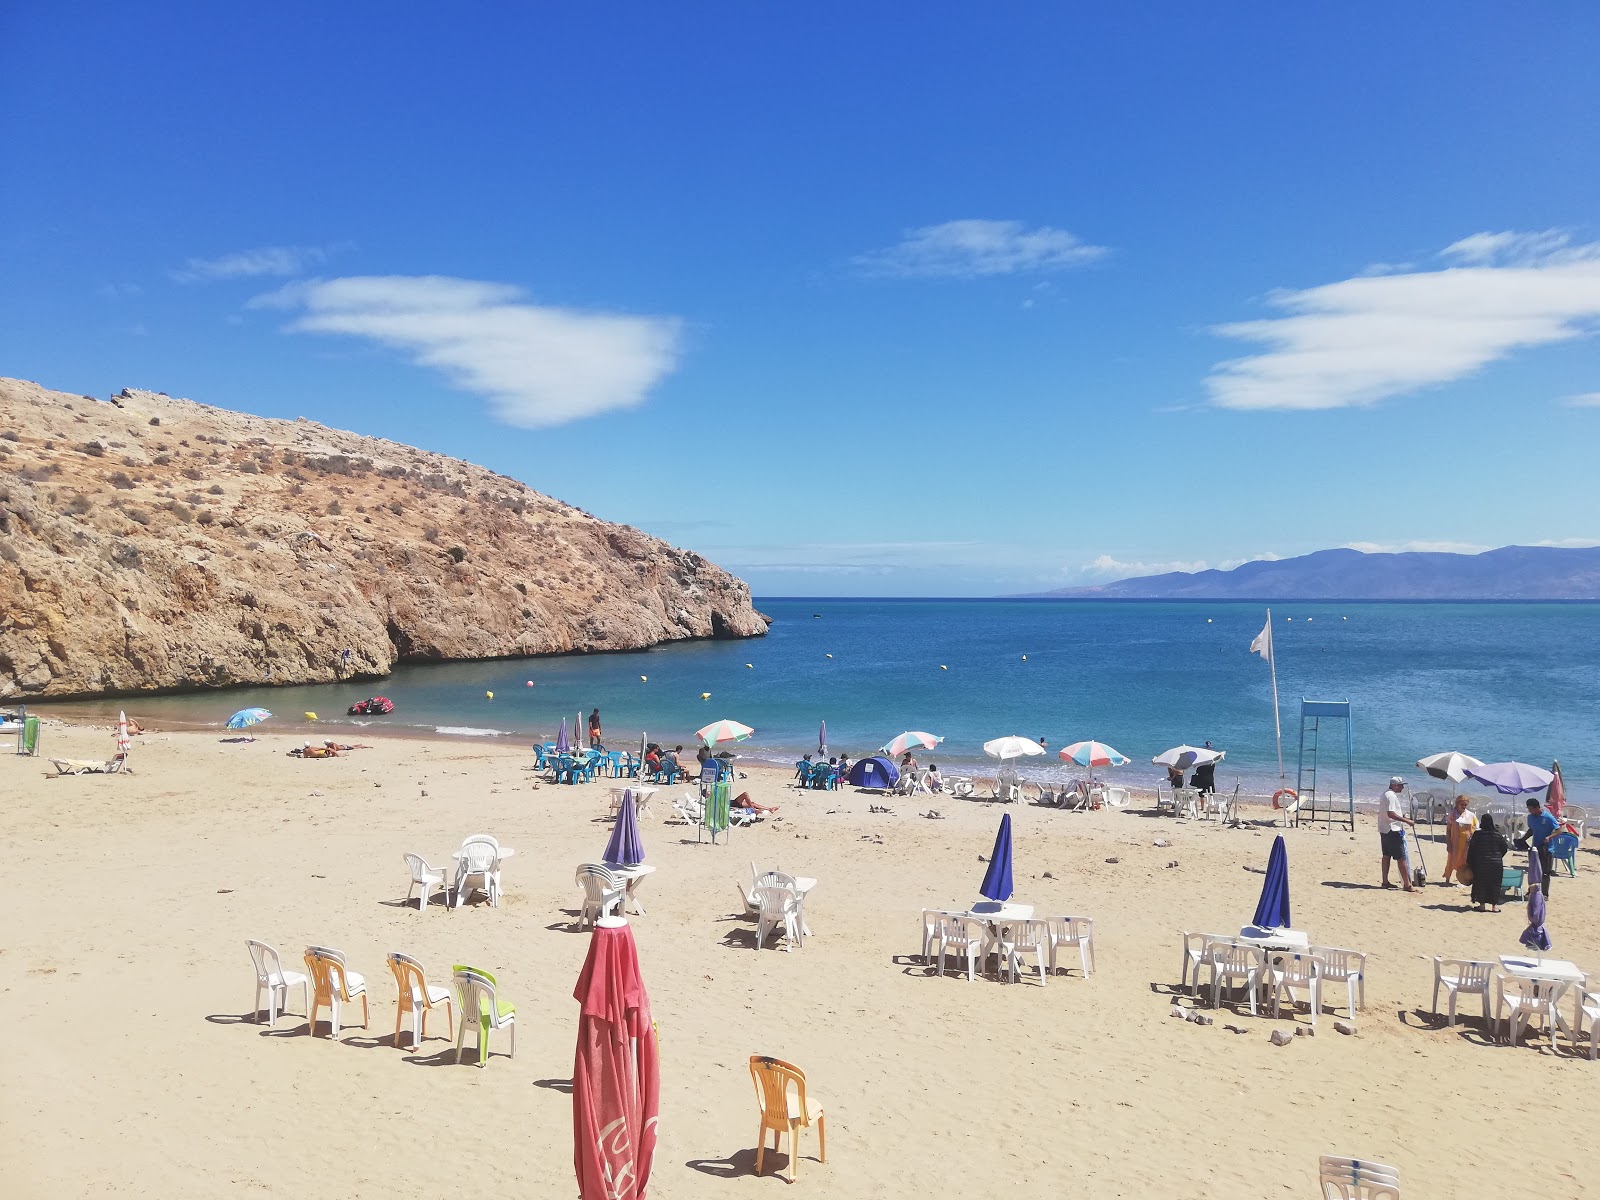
555, 717, 571, 754
603, 790, 645, 867
1520, 848, 1550, 953
1465, 760, 1555, 796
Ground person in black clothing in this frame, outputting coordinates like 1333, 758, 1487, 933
1191, 760, 1217, 795
1467, 814, 1510, 912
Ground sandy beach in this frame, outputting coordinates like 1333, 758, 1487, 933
3, 720, 1594, 1198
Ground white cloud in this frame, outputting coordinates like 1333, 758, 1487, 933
853, 219, 1108, 279
252, 275, 683, 427
1343, 540, 1491, 555
172, 245, 328, 283
1207, 230, 1600, 410
1562, 392, 1600, 407
1084, 554, 1209, 577
1532, 537, 1600, 547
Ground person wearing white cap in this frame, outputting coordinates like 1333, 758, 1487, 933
1378, 776, 1416, 892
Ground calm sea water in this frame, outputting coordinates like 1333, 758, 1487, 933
36, 599, 1600, 803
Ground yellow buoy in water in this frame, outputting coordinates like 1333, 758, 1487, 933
304, 712, 317, 720
640, 675, 647, 682
485, 691, 494, 699
940, 664, 948, 670
825, 653, 833, 659
745, 663, 753, 669
701, 692, 711, 700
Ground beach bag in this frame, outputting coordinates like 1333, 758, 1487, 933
1458, 864, 1474, 885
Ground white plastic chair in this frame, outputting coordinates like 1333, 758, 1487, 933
1319, 1155, 1401, 1199
1267, 952, 1325, 1026
1495, 975, 1557, 1048
452, 836, 502, 908
998, 919, 1050, 985
921, 909, 960, 964
1431, 957, 1494, 1028
1208, 942, 1265, 1014
755, 884, 804, 951
1563, 804, 1586, 840
402, 852, 447, 911
1309, 945, 1367, 1025
1045, 915, 1095, 978
453, 965, 515, 1067
1102, 786, 1130, 810
304, 945, 368, 1040
1573, 990, 1600, 1060
936, 915, 987, 981
1179, 931, 1226, 996
246, 939, 309, 1028
575, 863, 626, 928
1174, 787, 1200, 819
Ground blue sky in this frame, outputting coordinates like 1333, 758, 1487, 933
3, 3, 1598, 596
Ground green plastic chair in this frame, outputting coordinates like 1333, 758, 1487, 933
452, 965, 515, 1067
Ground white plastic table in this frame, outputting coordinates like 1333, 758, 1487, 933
1238, 926, 1309, 954
604, 862, 657, 914
608, 786, 658, 817
1500, 955, 1588, 1038
968, 902, 1035, 976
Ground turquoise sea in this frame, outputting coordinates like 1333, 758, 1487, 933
36, 599, 1599, 803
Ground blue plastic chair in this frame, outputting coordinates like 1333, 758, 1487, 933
794, 760, 815, 787
1551, 832, 1580, 877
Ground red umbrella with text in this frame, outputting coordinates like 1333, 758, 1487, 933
574, 918, 659, 1200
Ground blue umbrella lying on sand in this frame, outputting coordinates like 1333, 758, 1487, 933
1248, 835, 1292, 932
603, 790, 645, 868
978, 814, 1014, 903
225, 707, 271, 740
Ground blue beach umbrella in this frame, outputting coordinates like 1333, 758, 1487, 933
555, 717, 571, 754
1251, 835, 1292, 930
225, 707, 271, 730
603, 791, 646, 868
978, 814, 1014, 903
1520, 848, 1550, 952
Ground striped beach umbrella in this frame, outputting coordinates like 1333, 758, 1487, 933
1059, 740, 1128, 768
883, 731, 943, 757
696, 719, 754, 746
116, 711, 131, 756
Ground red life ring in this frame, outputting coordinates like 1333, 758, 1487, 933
1272, 788, 1298, 809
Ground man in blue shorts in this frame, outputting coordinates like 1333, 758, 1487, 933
1379, 776, 1417, 892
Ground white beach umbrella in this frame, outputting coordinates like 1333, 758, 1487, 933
1153, 744, 1225, 770
983, 736, 1045, 761
116, 711, 131, 757
1415, 751, 1484, 783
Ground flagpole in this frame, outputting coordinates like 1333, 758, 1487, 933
1267, 607, 1284, 781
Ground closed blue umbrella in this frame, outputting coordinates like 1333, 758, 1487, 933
978, 814, 1014, 902
1251, 835, 1292, 930
555, 717, 571, 754
603, 790, 645, 867
1520, 848, 1550, 952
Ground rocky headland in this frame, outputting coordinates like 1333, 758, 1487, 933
0, 377, 767, 699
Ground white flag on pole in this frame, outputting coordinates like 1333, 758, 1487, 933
1249, 615, 1273, 661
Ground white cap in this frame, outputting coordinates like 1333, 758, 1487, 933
1390, 776, 1404, 786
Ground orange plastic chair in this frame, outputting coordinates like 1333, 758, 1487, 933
387, 952, 454, 1050
749, 1055, 826, 1182
303, 946, 369, 1040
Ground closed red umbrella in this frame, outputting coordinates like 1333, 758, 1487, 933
1547, 760, 1566, 819
574, 919, 659, 1200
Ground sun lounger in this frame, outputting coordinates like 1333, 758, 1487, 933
48, 753, 131, 775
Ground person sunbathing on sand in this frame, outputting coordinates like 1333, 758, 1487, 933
732, 791, 778, 814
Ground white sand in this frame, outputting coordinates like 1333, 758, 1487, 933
2, 722, 1593, 1197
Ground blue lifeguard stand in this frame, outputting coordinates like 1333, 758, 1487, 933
1295, 699, 1354, 830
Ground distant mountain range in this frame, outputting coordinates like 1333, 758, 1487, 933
1030, 546, 1600, 600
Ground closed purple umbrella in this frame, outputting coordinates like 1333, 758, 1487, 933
556, 717, 571, 754
1520, 848, 1550, 953
603, 791, 645, 868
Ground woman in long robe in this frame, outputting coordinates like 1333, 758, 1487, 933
1442, 794, 1476, 885
1467, 814, 1509, 912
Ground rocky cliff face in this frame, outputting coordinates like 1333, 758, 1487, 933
0, 378, 768, 699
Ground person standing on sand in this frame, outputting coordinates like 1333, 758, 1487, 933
1467, 814, 1509, 912
1379, 776, 1417, 892
1519, 795, 1559, 899
1441, 794, 1476, 885
588, 708, 603, 750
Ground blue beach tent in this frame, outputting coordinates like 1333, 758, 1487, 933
845, 755, 899, 790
